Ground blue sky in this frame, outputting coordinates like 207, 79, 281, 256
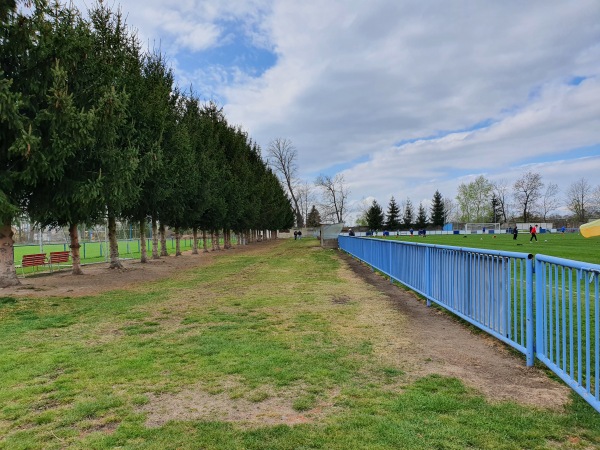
76, 0, 600, 223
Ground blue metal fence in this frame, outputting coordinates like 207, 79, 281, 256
535, 254, 600, 412
338, 235, 600, 413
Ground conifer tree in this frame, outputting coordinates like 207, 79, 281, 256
0, 2, 81, 285
385, 196, 401, 230
430, 190, 446, 227
402, 199, 414, 229
306, 205, 322, 227
415, 203, 428, 229
366, 200, 385, 231
25, 5, 98, 276
86, 3, 143, 269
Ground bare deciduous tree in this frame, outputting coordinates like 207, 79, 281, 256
315, 174, 349, 224
566, 178, 593, 223
267, 138, 303, 227
540, 182, 560, 222
593, 185, 600, 217
513, 171, 543, 222
296, 181, 316, 228
443, 198, 458, 223
492, 179, 512, 223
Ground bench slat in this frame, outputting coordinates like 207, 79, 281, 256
49, 251, 70, 264
21, 254, 48, 267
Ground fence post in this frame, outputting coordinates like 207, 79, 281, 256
389, 240, 393, 283
83, 242, 86, 259
526, 254, 535, 367
425, 246, 431, 307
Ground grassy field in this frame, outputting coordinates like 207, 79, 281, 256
14, 239, 198, 275
1, 239, 599, 449
384, 232, 600, 265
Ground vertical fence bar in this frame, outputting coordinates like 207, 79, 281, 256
595, 273, 599, 401
569, 269, 574, 380
577, 269, 582, 386
526, 255, 534, 366
585, 278, 591, 394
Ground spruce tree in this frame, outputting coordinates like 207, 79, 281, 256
366, 200, 385, 231
306, 205, 322, 227
430, 190, 446, 227
385, 196, 401, 230
402, 199, 414, 229
0, 2, 83, 285
415, 203, 428, 229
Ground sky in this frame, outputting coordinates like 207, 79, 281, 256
75, 0, 600, 223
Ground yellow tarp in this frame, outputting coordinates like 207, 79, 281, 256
580, 218, 600, 238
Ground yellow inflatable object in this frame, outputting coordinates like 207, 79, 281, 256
580, 219, 600, 238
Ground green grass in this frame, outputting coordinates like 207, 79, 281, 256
13, 238, 205, 275
1, 239, 599, 449
385, 232, 600, 265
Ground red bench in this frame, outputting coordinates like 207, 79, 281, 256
18, 253, 48, 276
49, 251, 71, 272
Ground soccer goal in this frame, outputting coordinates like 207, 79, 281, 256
465, 223, 501, 233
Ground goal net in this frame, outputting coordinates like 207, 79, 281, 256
464, 223, 500, 233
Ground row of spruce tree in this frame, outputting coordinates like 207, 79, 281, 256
0, 1, 294, 287
362, 191, 446, 231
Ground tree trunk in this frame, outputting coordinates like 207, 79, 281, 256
140, 219, 147, 263
273, 230, 278, 239
215, 230, 222, 250
69, 222, 83, 275
202, 230, 209, 253
0, 218, 20, 287
211, 231, 216, 251
108, 214, 123, 269
223, 229, 230, 249
192, 227, 199, 254
160, 222, 168, 257
151, 216, 159, 259
175, 227, 182, 256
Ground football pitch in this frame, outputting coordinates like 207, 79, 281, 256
386, 232, 600, 265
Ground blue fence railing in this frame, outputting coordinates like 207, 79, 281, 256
535, 254, 600, 412
338, 235, 600, 413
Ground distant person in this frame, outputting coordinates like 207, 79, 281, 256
298, 230, 302, 239
294, 230, 298, 240
410, 228, 414, 236
348, 229, 355, 236
561, 226, 566, 236
530, 225, 538, 242
513, 226, 518, 240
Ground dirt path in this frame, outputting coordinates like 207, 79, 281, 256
1, 239, 570, 411
338, 251, 570, 410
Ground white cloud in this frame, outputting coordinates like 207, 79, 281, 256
73, 0, 600, 219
